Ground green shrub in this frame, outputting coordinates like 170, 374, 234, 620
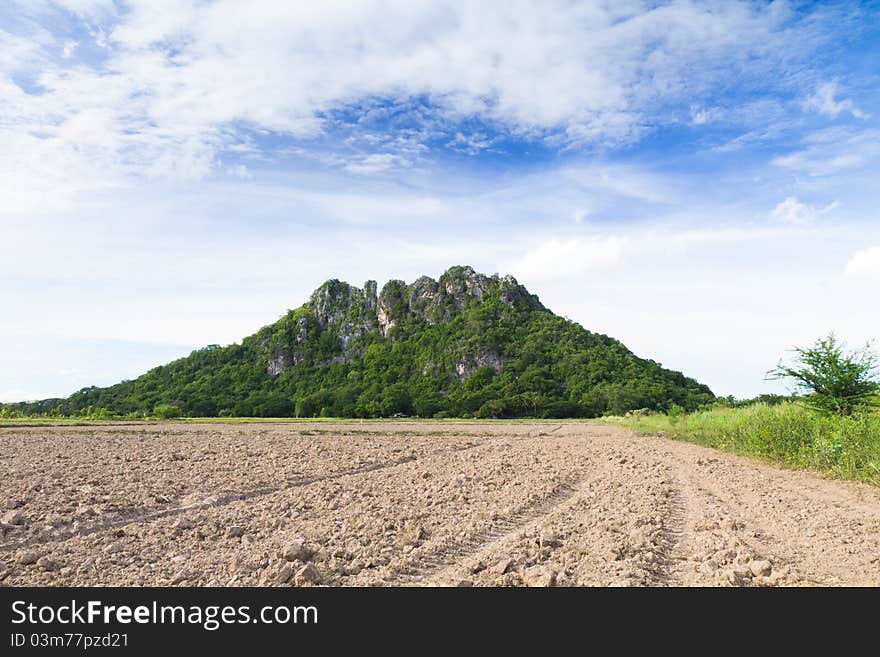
153, 404, 182, 419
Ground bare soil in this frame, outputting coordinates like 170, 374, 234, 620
1, 421, 878, 586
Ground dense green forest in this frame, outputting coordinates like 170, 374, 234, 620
1, 266, 714, 419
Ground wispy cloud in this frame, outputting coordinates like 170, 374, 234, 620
803, 80, 869, 120
771, 196, 838, 225
344, 153, 411, 175
772, 127, 880, 176
689, 105, 722, 126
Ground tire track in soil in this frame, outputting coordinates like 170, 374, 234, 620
385, 458, 605, 586
646, 478, 687, 587
674, 468, 809, 586
0, 442, 483, 553
657, 462, 805, 587
386, 482, 581, 586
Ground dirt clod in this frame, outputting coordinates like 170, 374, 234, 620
523, 565, 557, 587
282, 541, 314, 562
2, 510, 26, 526
294, 563, 321, 586
37, 556, 61, 571
18, 550, 41, 565
749, 560, 773, 577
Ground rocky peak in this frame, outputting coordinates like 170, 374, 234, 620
437, 265, 492, 305
310, 279, 378, 327
267, 266, 544, 376
377, 279, 408, 336
308, 267, 540, 331
363, 280, 378, 309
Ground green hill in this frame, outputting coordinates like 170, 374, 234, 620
5, 266, 714, 418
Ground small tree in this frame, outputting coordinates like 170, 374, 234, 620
768, 333, 879, 415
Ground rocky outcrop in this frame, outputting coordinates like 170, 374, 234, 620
377, 279, 408, 336
454, 353, 505, 380
267, 355, 285, 377
310, 279, 378, 329
265, 266, 541, 377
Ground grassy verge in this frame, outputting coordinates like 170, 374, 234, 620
605, 402, 880, 485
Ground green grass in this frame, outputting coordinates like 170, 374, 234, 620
605, 402, 880, 485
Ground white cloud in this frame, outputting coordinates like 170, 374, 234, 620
60, 39, 77, 58
447, 131, 495, 155
509, 236, 625, 282
558, 165, 673, 204
803, 80, 868, 119
52, 0, 117, 19
771, 196, 837, 225
0, 0, 829, 212
344, 153, 410, 175
844, 246, 880, 280
689, 105, 721, 125
773, 151, 865, 176
772, 127, 880, 176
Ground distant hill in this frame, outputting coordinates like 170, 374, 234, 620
5, 266, 714, 418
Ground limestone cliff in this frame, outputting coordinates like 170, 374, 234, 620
264, 266, 542, 378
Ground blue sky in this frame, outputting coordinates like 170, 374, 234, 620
1, 1, 879, 401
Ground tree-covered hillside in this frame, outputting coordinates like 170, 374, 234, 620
2, 266, 714, 418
